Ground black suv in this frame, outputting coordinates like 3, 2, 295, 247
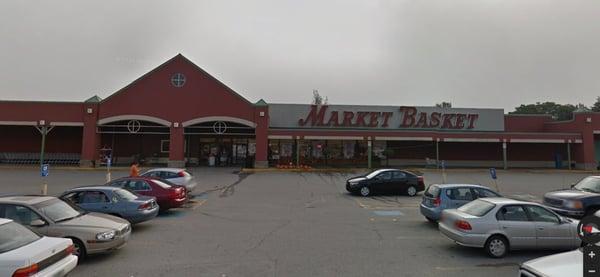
543, 176, 600, 218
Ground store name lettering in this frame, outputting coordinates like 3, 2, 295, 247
298, 105, 480, 129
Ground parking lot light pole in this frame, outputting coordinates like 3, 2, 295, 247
35, 121, 53, 195
367, 139, 372, 169
567, 142, 572, 170
296, 138, 300, 167
502, 141, 507, 170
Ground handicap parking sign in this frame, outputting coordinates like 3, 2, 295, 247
41, 164, 49, 177
489, 168, 497, 180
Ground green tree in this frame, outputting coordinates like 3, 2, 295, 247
312, 89, 328, 105
592, 97, 600, 112
509, 102, 577, 121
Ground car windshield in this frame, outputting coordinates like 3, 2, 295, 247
574, 177, 600, 193
153, 180, 173, 189
33, 198, 82, 222
0, 221, 40, 254
458, 199, 496, 217
366, 169, 389, 179
114, 189, 138, 201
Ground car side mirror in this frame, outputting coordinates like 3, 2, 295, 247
570, 183, 576, 188
30, 219, 46, 227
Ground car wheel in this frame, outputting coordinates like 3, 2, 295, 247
485, 235, 508, 258
70, 238, 86, 262
406, 186, 417, 197
359, 186, 371, 197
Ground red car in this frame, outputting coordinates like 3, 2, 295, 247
106, 177, 187, 210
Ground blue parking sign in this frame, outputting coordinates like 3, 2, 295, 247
489, 168, 497, 180
41, 164, 49, 177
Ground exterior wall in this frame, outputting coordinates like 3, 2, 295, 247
0, 101, 84, 124
0, 126, 82, 153
504, 115, 552, 132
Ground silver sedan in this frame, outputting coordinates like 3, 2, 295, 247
439, 197, 580, 258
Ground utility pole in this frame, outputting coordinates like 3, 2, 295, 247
35, 121, 53, 195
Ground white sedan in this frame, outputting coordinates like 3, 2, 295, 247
0, 218, 77, 277
141, 168, 197, 192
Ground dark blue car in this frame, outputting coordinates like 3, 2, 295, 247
60, 186, 159, 224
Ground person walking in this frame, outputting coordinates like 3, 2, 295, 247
129, 161, 140, 177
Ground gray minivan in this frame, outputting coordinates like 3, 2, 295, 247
419, 184, 501, 222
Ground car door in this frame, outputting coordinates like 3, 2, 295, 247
78, 190, 111, 214
0, 204, 48, 235
496, 205, 537, 249
372, 171, 394, 193
445, 187, 475, 208
391, 171, 408, 193
524, 205, 575, 249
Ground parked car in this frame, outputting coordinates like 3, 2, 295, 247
346, 169, 425, 197
0, 218, 78, 277
519, 249, 581, 277
439, 197, 580, 258
141, 168, 197, 192
59, 186, 159, 224
420, 184, 501, 222
543, 176, 600, 218
106, 177, 187, 210
0, 196, 131, 260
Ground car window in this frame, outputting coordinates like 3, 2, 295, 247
144, 171, 161, 178
457, 199, 495, 216
110, 180, 128, 187
525, 205, 559, 223
376, 171, 393, 180
0, 221, 41, 254
62, 192, 82, 204
424, 185, 440, 198
114, 189, 138, 201
162, 171, 179, 179
446, 188, 474, 201
496, 205, 529, 222
80, 191, 110, 203
392, 171, 406, 179
0, 204, 42, 226
152, 180, 173, 189
128, 180, 151, 191
33, 199, 81, 223
475, 188, 500, 198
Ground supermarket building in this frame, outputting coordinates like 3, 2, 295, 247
0, 54, 597, 170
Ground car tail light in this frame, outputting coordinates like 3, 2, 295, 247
178, 171, 186, 177
138, 202, 152, 210
12, 263, 39, 277
66, 244, 75, 255
418, 176, 424, 183
455, 220, 472, 231
433, 197, 441, 207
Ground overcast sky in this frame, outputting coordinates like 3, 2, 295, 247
1, 0, 599, 111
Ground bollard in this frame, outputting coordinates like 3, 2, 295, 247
41, 184, 48, 195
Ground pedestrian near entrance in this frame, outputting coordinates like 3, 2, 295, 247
130, 161, 140, 177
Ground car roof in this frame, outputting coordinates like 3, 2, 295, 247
478, 197, 534, 205
0, 195, 56, 205
66, 186, 121, 192
144, 168, 184, 173
0, 218, 12, 225
430, 184, 488, 189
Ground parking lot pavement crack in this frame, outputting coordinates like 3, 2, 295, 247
219, 172, 251, 198
245, 220, 292, 254
371, 227, 384, 244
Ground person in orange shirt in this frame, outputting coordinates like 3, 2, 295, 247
129, 161, 140, 177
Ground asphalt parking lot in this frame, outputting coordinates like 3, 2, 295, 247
0, 167, 590, 276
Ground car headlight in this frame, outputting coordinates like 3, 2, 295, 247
96, 230, 116, 241
349, 181, 359, 186
564, 200, 583, 209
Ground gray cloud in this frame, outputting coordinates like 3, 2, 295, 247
1, 0, 599, 111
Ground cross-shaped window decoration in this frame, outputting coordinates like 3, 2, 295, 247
171, 73, 186, 88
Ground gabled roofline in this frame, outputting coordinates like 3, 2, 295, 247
100, 54, 253, 106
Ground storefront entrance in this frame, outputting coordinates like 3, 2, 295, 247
184, 121, 256, 167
